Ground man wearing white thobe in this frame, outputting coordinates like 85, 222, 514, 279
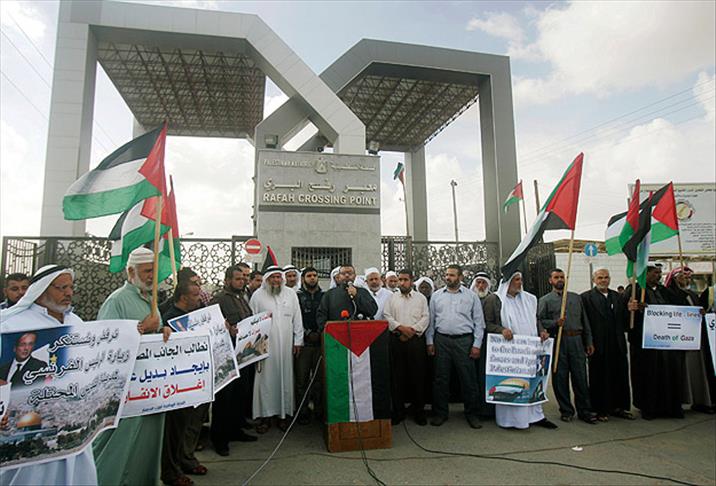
365, 267, 393, 320
249, 266, 304, 431
493, 272, 558, 430
1, 265, 98, 486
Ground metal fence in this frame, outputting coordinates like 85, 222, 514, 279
1, 235, 555, 320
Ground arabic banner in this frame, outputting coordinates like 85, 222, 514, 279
0, 321, 139, 468
167, 304, 240, 393
122, 332, 214, 418
485, 334, 554, 407
642, 305, 702, 350
235, 311, 272, 370
705, 313, 715, 374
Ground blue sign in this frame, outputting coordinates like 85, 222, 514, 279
584, 243, 598, 257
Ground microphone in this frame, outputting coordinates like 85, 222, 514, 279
345, 280, 355, 300
340, 310, 350, 319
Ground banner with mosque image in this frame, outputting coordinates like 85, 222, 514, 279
485, 334, 554, 407
0, 320, 140, 469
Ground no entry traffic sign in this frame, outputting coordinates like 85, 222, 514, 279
245, 239, 262, 255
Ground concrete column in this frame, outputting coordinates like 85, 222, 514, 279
478, 70, 520, 263
405, 146, 428, 241
132, 117, 147, 137
40, 2, 98, 236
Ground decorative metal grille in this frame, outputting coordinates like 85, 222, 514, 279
1, 236, 252, 321
291, 247, 352, 278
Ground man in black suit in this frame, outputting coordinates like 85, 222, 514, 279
580, 268, 633, 421
0, 332, 47, 387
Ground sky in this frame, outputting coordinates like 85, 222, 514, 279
1, 0, 714, 246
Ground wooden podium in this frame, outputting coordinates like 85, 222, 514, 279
323, 320, 392, 453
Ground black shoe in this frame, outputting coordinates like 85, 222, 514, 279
560, 414, 573, 423
391, 415, 405, 426
579, 413, 598, 424
430, 416, 447, 426
691, 404, 716, 414
214, 444, 229, 456
414, 411, 427, 426
466, 415, 482, 429
232, 430, 258, 442
533, 418, 558, 429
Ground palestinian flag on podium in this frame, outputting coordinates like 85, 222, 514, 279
324, 321, 391, 424
503, 180, 523, 213
501, 153, 584, 278
63, 124, 167, 220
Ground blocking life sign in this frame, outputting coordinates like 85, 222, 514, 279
642, 304, 702, 350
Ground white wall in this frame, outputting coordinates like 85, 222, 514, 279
555, 253, 629, 294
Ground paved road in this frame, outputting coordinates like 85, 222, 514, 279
193, 399, 715, 485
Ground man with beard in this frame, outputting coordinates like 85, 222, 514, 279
385, 271, 400, 292
492, 272, 557, 430
1, 273, 29, 310
161, 281, 209, 485
384, 269, 429, 425
665, 267, 715, 414
210, 264, 257, 456
470, 272, 496, 419
365, 267, 393, 320
250, 266, 304, 433
317, 265, 378, 324
538, 269, 597, 424
415, 277, 436, 304
283, 265, 300, 291
295, 267, 324, 424
1, 265, 99, 486
624, 263, 685, 419
580, 268, 633, 421
426, 264, 485, 429
93, 247, 172, 486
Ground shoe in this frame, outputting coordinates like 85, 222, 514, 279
164, 475, 193, 486
414, 411, 427, 426
214, 444, 229, 456
533, 418, 558, 429
184, 465, 208, 476
691, 404, 716, 415
611, 409, 636, 420
277, 418, 290, 432
579, 413, 598, 424
391, 415, 405, 426
673, 409, 685, 419
640, 411, 654, 420
232, 430, 258, 442
560, 414, 573, 423
430, 416, 448, 426
466, 415, 482, 429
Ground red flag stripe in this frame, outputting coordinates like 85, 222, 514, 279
652, 182, 679, 231
544, 153, 584, 230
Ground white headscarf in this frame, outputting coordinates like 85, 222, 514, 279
261, 266, 285, 291
1, 264, 75, 319
385, 271, 398, 279
282, 264, 301, 285
415, 277, 436, 293
329, 266, 341, 289
127, 246, 154, 267
496, 272, 538, 336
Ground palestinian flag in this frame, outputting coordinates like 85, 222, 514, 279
605, 179, 641, 255
393, 162, 405, 184
502, 180, 524, 213
63, 124, 167, 220
324, 321, 391, 424
260, 246, 278, 272
501, 153, 584, 278
624, 193, 653, 287
605, 182, 678, 256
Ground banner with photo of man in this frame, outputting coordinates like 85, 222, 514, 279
122, 333, 214, 418
485, 334, 554, 407
0, 321, 140, 468
235, 311, 272, 369
167, 304, 240, 393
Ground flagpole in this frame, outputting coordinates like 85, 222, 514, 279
629, 274, 637, 329
168, 228, 178, 288
402, 181, 411, 238
151, 195, 163, 317
676, 231, 685, 269
533, 180, 541, 216
520, 195, 528, 237
553, 229, 575, 374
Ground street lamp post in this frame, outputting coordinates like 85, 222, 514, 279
450, 179, 459, 242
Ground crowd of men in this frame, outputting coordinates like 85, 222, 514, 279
1, 254, 714, 486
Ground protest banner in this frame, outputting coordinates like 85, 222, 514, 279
235, 311, 272, 369
485, 334, 553, 407
706, 313, 716, 374
642, 304, 702, 350
122, 332, 214, 418
0, 321, 139, 468
167, 304, 239, 393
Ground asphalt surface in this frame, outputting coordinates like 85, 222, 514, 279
192, 398, 716, 485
